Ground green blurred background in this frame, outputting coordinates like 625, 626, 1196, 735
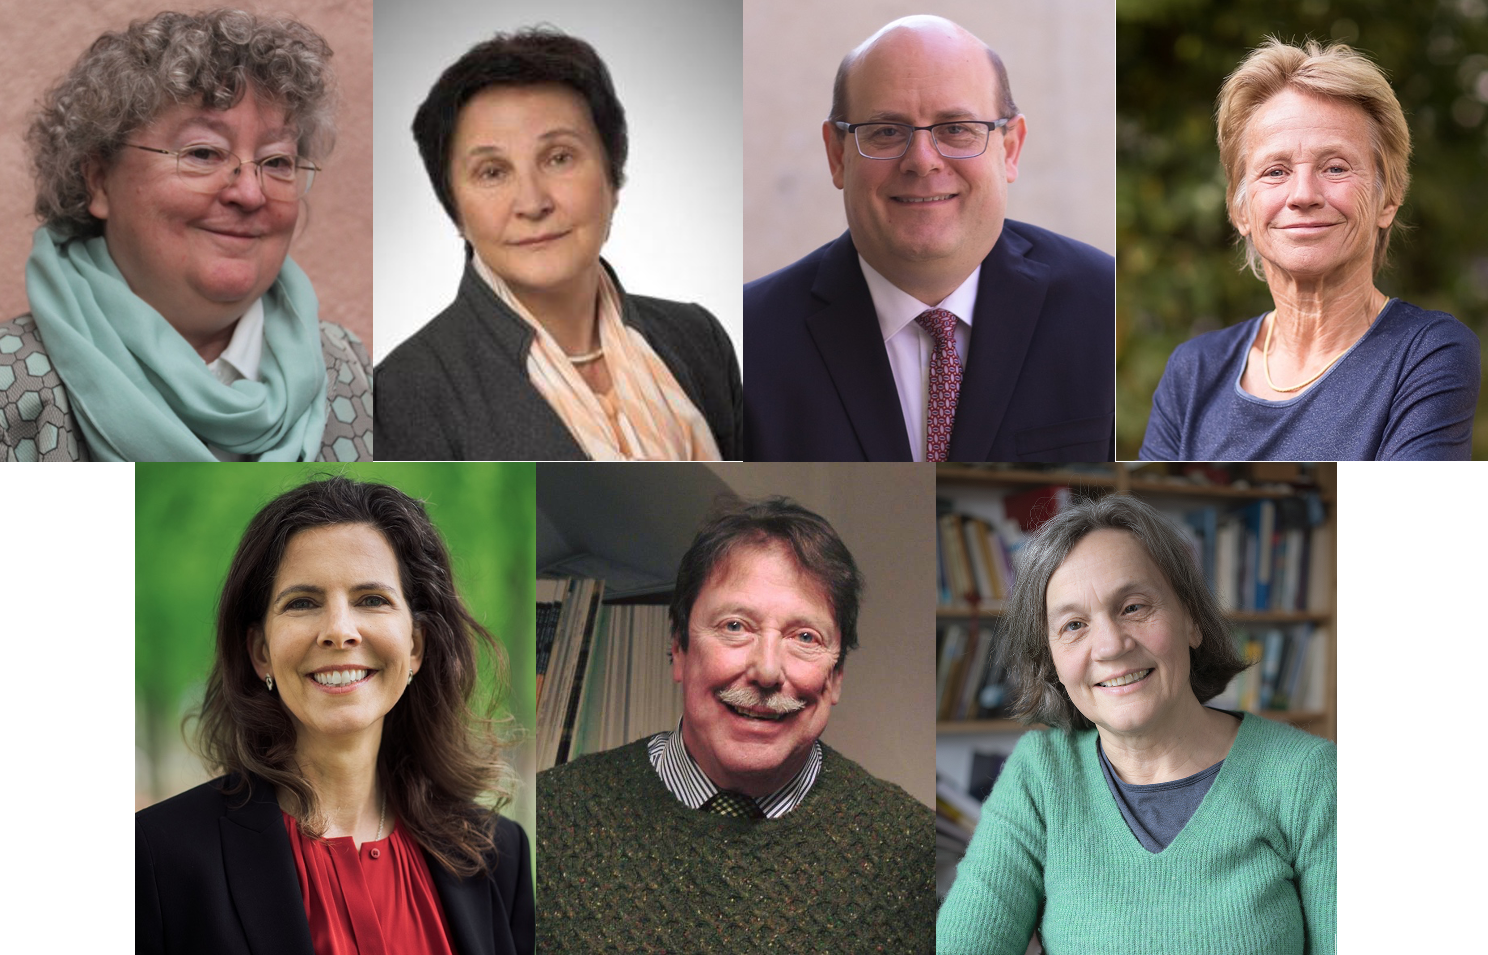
1117, 0, 1488, 459
135, 463, 537, 853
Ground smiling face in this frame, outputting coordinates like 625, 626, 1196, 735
448, 84, 616, 310
249, 523, 423, 751
824, 23, 1024, 302
672, 543, 844, 797
1044, 529, 1202, 740
1233, 88, 1395, 282
86, 94, 300, 351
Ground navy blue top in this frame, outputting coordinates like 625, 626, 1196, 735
1141, 300, 1479, 461
1097, 739, 1223, 854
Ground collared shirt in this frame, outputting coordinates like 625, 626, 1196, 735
647, 719, 823, 819
204, 298, 266, 462
859, 256, 980, 462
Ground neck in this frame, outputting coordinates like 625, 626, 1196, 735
1097, 702, 1240, 785
288, 728, 385, 846
859, 229, 996, 307
680, 723, 810, 799
185, 318, 239, 365
509, 265, 603, 357
1262, 260, 1385, 361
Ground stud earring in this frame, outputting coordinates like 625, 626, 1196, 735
407, 670, 414, 686
266, 674, 275, 692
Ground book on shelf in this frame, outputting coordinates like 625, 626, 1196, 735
535, 578, 683, 771
1209, 624, 1326, 715
1181, 492, 1325, 614
936, 621, 1012, 721
936, 497, 1026, 608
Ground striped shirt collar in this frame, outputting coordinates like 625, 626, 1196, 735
647, 719, 823, 819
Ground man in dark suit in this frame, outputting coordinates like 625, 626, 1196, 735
745, 16, 1114, 462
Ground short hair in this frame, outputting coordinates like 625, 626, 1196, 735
828, 36, 1018, 129
669, 497, 863, 671
412, 27, 628, 230
27, 9, 337, 238
1217, 38, 1411, 278
1000, 494, 1249, 731
195, 475, 512, 878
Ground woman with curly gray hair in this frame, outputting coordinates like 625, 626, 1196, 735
937, 494, 1336, 955
0, 9, 371, 462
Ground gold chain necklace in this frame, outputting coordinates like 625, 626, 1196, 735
1261, 298, 1385, 394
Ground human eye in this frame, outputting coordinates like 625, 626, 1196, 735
546, 147, 575, 169
473, 161, 507, 184
722, 619, 747, 633
284, 596, 316, 611
359, 593, 392, 608
179, 144, 228, 169
1057, 618, 1085, 638
865, 124, 907, 144
1122, 602, 1145, 615
792, 629, 820, 645
258, 154, 298, 179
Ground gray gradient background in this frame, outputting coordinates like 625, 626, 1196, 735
373, 0, 743, 364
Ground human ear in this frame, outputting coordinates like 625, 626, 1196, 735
85, 158, 110, 221
823, 121, 846, 191
248, 626, 271, 680
999, 114, 1027, 183
670, 633, 685, 684
824, 661, 844, 706
409, 623, 425, 675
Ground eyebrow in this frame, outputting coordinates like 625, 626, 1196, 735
861, 108, 980, 124
462, 127, 588, 157
1253, 143, 1363, 165
707, 603, 836, 638
272, 582, 398, 603
174, 114, 298, 148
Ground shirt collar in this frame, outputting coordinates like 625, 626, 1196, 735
206, 297, 265, 386
858, 256, 981, 343
648, 718, 824, 819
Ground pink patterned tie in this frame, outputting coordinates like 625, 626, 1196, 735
914, 308, 963, 462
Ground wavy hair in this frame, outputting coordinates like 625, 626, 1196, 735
1000, 494, 1249, 732
194, 475, 514, 878
28, 8, 337, 238
1217, 38, 1411, 278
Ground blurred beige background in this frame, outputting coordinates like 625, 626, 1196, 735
744, 0, 1115, 283
0, 0, 373, 351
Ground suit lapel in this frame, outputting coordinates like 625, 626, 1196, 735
429, 852, 502, 955
949, 226, 1050, 462
219, 778, 317, 955
805, 233, 914, 460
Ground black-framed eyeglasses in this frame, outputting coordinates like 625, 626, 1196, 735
833, 118, 1011, 160
123, 143, 320, 200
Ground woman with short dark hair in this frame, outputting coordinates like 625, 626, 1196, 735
136, 476, 533, 955
937, 494, 1336, 954
0, 9, 372, 462
375, 28, 741, 461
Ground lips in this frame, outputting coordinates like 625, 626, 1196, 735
510, 230, 570, 246
892, 193, 956, 204
307, 665, 378, 692
1095, 668, 1153, 688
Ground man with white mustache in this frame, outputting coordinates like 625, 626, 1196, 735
537, 497, 934, 953
745, 15, 1114, 463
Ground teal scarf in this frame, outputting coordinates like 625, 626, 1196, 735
25, 226, 328, 461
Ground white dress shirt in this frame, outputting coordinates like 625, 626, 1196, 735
647, 718, 823, 819
204, 298, 265, 462
859, 257, 980, 462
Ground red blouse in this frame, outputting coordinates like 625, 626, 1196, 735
283, 811, 456, 955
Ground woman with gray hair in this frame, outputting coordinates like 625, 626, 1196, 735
1141, 38, 1478, 460
937, 495, 1336, 954
0, 9, 371, 461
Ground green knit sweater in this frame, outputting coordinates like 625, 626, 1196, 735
936, 713, 1336, 955
538, 737, 935, 953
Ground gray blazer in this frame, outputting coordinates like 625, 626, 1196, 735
373, 261, 742, 461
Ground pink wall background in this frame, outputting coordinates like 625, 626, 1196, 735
0, 0, 374, 352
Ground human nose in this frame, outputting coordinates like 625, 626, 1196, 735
1287, 167, 1323, 208
897, 128, 944, 174
746, 631, 784, 688
512, 167, 554, 219
1088, 615, 1129, 661
217, 156, 269, 209
319, 599, 361, 649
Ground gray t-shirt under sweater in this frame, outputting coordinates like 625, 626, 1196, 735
1097, 739, 1223, 853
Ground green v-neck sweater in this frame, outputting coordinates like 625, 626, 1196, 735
936, 713, 1336, 954
537, 737, 936, 953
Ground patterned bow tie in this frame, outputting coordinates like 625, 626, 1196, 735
701, 790, 765, 821
914, 308, 964, 462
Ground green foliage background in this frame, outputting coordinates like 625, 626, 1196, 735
135, 463, 536, 837
1117, 0, 1488, 459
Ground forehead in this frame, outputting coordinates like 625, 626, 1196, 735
846, 27, 999, 120
1047, 529, 1168, 600
452, 83, 598, 150
697, 543, 835, 618
275, 523, 401, 583
1244, 88, 1374, 160
142, 95, 296, 144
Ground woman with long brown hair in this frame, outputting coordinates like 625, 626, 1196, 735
136, 476, 532, 955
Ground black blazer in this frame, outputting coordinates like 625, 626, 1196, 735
375, 260, 743, 461
136, 775, 534, 955
743, 221, 1114, 461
